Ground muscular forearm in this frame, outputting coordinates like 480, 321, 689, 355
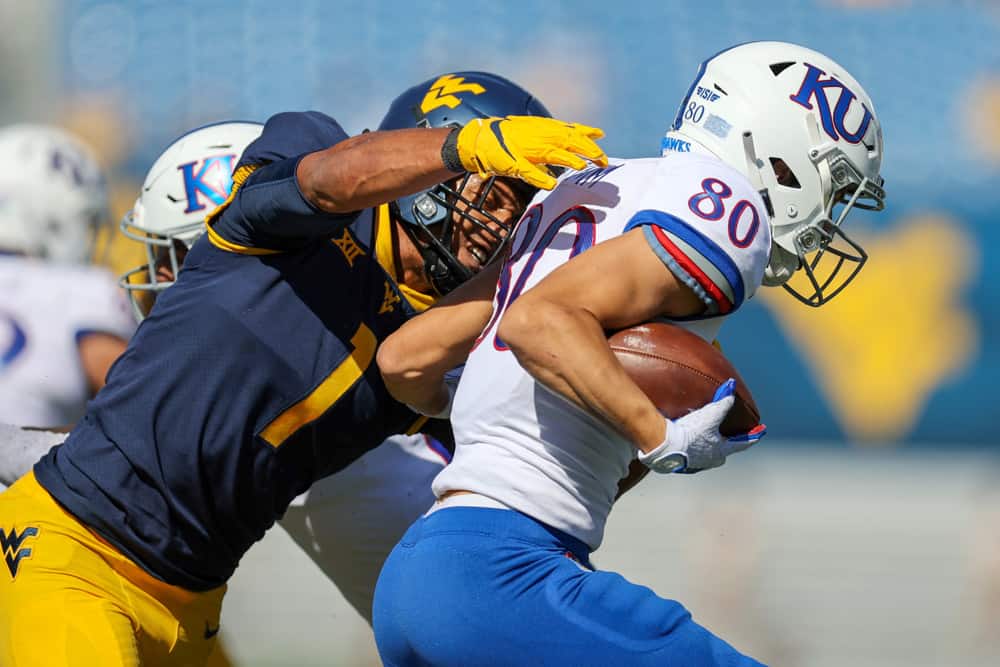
297, 128, 458, 214
499, 299, 666, 453
378, 262, 501, 414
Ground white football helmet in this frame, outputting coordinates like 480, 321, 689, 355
661, 41, 885, 306
119, 120, 263, 320
0, 124, 108, 263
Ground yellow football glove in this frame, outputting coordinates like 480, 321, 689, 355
455, 116, 608, 190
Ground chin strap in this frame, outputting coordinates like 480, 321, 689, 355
423, 250, 470, 296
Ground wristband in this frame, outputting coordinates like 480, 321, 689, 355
637, 445, 688, 474
440, 126, 464, 173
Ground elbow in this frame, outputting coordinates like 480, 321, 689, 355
296, 151, 355, 214
499, 297, 548, 357
501, 297, 597, 362
376, 334, 413, 388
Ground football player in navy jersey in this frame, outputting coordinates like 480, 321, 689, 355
0, 70, 606, 665
115, 74, 573, 628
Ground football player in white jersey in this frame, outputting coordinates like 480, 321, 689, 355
0, 125, 135, 490
373, 41, 885, 666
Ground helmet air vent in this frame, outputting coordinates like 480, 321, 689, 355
769, 61, 796, 76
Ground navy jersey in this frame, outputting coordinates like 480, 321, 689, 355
35, 112, 434, 590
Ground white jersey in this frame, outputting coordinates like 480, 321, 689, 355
0, 257, 135, 427
434, 154, 771, 550
279, 433, 449, 623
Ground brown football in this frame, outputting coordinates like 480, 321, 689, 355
608, 322, 760, 436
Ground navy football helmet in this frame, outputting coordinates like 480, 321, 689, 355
378, 71, 551, 294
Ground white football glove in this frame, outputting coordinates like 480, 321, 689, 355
637, 379, 767, 474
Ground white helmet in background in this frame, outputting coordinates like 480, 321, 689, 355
662, 41, 885, 306
119, 120, 263, 320
0, 124, 108, 263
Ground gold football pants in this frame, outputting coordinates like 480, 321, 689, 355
0, 471, 226, 666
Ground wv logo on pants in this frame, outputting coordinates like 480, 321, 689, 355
1, 526, 38, 578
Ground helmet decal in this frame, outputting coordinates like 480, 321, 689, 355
420, 74, 487, 114
789, 63, 874, 144
178, 154, 238, 213
119, 121, 263, 321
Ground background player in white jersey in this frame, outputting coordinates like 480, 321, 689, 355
0, 124, 135, 490
373, 41, 885, 666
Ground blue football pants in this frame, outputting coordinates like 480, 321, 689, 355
373, 506, 765, 667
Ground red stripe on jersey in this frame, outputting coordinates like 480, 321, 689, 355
649, 226, 733, 315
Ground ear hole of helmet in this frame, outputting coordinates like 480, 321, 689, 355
769, 158, 801, 188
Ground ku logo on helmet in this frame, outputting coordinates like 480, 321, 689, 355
789, 63, 874, 145
420, 74, 487, 113
178, 154, 237, 214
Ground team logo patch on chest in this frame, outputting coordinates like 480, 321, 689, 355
1, 526, 38, 579
332, 229, 366, 267
379, 281, 402, 314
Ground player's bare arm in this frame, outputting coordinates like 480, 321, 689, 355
78, 332, 129, 392
497, 227, 703, 454
298, 128, 460, 213
378, 260, 503, 415
299, 117, 607, 214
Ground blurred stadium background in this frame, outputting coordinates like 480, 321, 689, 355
2, 0, 998, 664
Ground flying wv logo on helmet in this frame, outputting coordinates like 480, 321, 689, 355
420, 74, 487, 114
178, 154, 237, 214
788, 63, 873, 144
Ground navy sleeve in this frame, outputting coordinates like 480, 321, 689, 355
209, 111, 361, 250
236, 111, 350, 169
